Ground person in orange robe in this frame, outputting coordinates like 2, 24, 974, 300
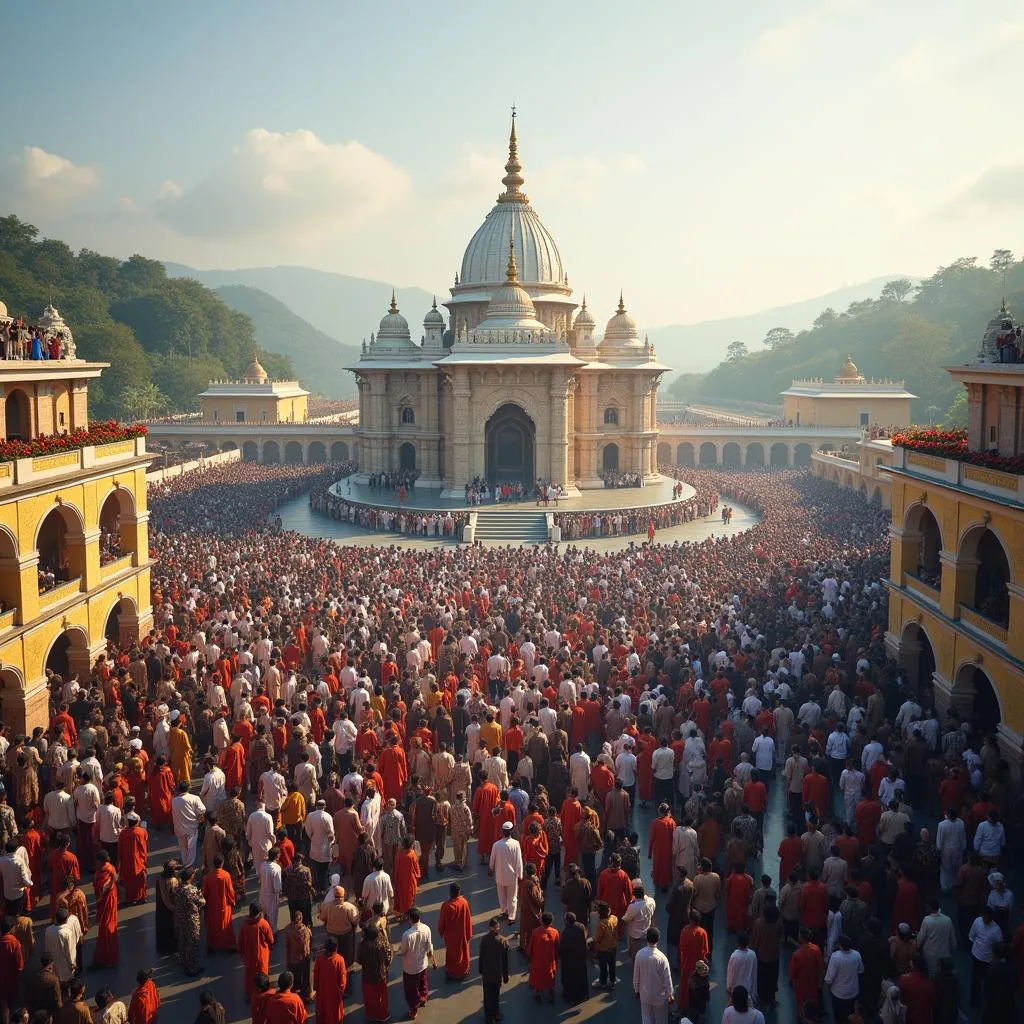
220, 738, 247, 792
493, 795, 517, 840
522, 821, 549, 877
117, 813, 149, 903
312, 937, 347, 1024
787, 927, 824, 1012
125, 756, 148, 814
438, 882, 472, 980
91, 851, 120, 967
636, 742, 655, 807
251, 975, 276, 1024
527, 912, 560, 1001
265, 972, 308, 1024
725, 863, 754, 933
678, 910, 710, 1010
202, 855, 237, 951
239, 904, 275, 1000
647, 804, 676, 892
393, 836, 421, 915
378, 739, 408, 804
17, 823, 43, 910
128, 967, 160, 1024
147, 757, 175, 828
590, 762, 614, 808
597, 856, 633, 924
560, 793, 583, 866
47, 833, 80, 921
472, 779, 500, 862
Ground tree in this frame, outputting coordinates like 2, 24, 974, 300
121, 382, 169, 422
813, 307, 838, 330
880, 278, 914, 304
943, 390, 967, 429
762, 327, 794, 350
726, 340, 748, 362
990, 249, 1016, 289
76, 323, 151, 419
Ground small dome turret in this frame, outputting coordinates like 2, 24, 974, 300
573, 295, 595, 329
599, 292, 643, 356
423, 296, 444, 326
834, 354, 864, 382
243, 356, 269, 382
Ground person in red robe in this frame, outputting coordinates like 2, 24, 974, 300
147, 757, 175, 828
202, 855, 238, 951
527, 912, 560, 1001
265, 972, 308, 1024
678, 910, 710, 1010
220, 738, 247, 792
117, 814, 149, 903
787, 927, 824, 1011
647, 804, 676, 892
472, 779, 500, 862
725, 863, 754, 933
17, 823, 43, 911
891, 868, 920, 935
636, 743, 655, 807
91, 851, 120, 967
378, 739, 408, 804
239, 904, 275, 1000
251, 975, 276, 1024
522, 822, 549, 878
438, 882, 472, 980
393, 836, 421, 915
128, 967, 160, 1024
0, 919, 24, 1018
47, 834, 79, 921
597, 856, 633, 925
312, 939, 347, 1024
560, 792, 583, 866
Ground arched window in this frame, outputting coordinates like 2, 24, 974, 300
603, 407, 618, 426
401, 406, 415, 425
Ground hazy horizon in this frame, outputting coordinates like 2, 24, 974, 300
4, 1, 1022, 327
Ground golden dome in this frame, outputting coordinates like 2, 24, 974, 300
244, 357, 269, 383
835, 354, 863, 381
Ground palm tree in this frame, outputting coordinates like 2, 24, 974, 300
121, 381, 169, 422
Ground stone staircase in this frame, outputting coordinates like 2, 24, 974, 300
473, 509, 549, 545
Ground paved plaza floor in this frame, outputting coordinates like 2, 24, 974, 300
276, 492, 759, 551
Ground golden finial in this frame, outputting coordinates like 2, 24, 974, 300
506, 236, 519, 283
431, 295, 437, 310
389, 289, 398, 315
617, 291, 626, 315
581, 294, 587, 311
498, 106, 528, 204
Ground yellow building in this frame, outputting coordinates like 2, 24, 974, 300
782, 356, 915, 428
199, 358, 309, 424
0, 301, 152, 733
887, 301, 1024, 777
811, 436, 895, 508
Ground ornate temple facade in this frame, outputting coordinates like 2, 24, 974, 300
349, 117, 667, 494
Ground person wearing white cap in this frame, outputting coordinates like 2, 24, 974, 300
489, 820, 523, 923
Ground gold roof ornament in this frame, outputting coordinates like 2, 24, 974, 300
497, 106, 528, 204
505, 236, 519, 282
835, 354, 863, 381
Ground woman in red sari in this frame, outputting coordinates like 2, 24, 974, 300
393, 835, 421, 916
438, 882, 472, 980
147, 756, 175, 829
92, 850, 120, 967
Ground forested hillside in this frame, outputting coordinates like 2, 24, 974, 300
0, 215, 294, 419
680, 252, 1024, 424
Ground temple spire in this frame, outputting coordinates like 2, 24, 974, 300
497, 106, 528, 204
506, 236, 519, 283
389, 289, 398, 314
617, 290, 626, 315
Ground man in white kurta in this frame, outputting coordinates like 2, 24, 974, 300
569, 748, 592, 797
246, 801, 275, 869
936, 810, 967, 893
303, 800, 336, 890
489, 821, 524, 922
258, 852, 283, 934
361, 787, 383, 853
672, 821, 700, 880
361, 865, 395, 916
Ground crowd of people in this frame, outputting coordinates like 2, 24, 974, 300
2, 453, 1023, 1024
309, 489, 468, 539
366, 471, 419, 493
599, 470, 644, 488
0, 317, 75, 361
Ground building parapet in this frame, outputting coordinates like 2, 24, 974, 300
889, 444, 1024, 506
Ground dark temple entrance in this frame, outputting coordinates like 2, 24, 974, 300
485, 403, 535, 486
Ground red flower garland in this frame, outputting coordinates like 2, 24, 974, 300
892, 427, 1024, 474
0, 421, 147, 464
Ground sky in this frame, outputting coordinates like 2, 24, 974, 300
2, 0, 1023, 328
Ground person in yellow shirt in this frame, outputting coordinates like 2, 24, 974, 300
281, 783, 307, 838
479, 713, 502, 753
168, 717, 193, 784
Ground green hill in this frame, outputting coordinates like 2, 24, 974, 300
0, 213, 293, 419
683, 254, 1024, 423
212, 284, 359, 398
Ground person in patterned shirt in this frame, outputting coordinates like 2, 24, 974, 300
449, 791, 473, 870
541, 807, 563, 889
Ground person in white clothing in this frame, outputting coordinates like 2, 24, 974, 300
633, 927, 673, 1024
303, 799, 335, 890
569, 747, 592, 797
726, 932, 758, 1000
489, 821, 524, 922
361, 862, 395, 916
170, 781, 206, 868
246, 801, 275, 869
258, 848, 283, 934
199, 757, 227, 812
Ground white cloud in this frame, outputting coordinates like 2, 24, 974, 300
745, 0, 859, 65
949, 161, 1024, 214
3, 146, 98, 205
155, 128, 411, 240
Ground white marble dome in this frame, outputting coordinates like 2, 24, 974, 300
600, 294, 643, 352
459, 118, 565, 288
573, 296, 595, 329
371, 293, 418, 354
423, 297, 444, 326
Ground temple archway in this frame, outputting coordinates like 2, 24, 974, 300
104, 595, 138, 646
770, 443, 789, 467
5, 389, 30, 441
263, 441, 280, 464
601, 443, 619, 473
699, 442, 717, 466
308, 442, 327, 463
793, 443, 812, 467
657, 442, 671, 466
284, 441, 304, 465
399, 442, 417, 472
676, 443, 694, 467
722, 442, 741, 467
486, 404, 535, 485
900, 621, 936, 695
242, 441, 259, 462
745, 443, 765, 468
952, 663, 1002, 738
331, 441, 350, 462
